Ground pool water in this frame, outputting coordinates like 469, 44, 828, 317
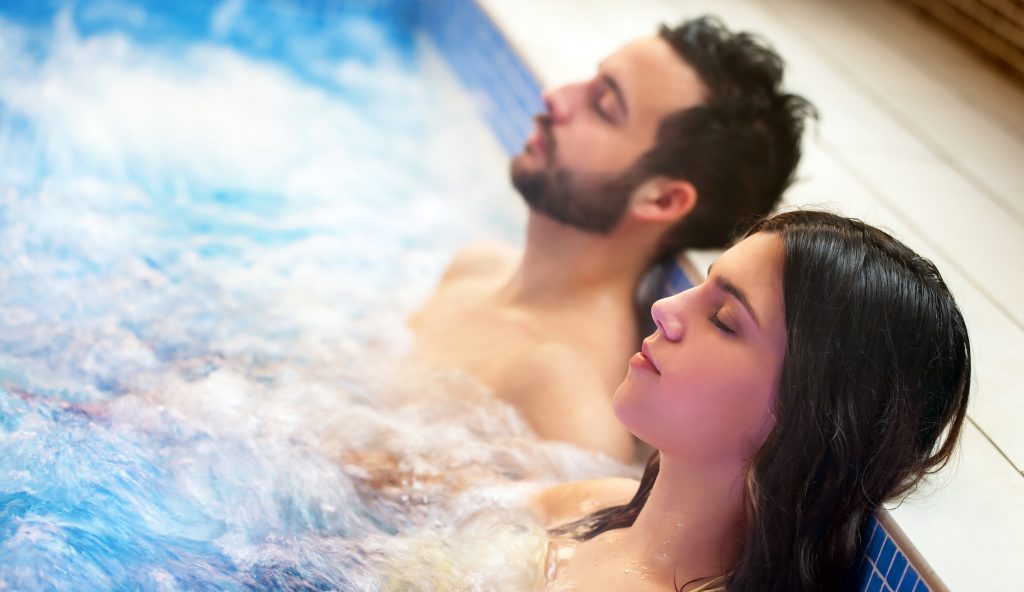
0, 1, 632, 589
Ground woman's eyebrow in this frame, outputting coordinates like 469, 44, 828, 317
716, 277, 760, 328
707, 264, 761, 328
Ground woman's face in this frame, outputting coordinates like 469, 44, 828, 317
614, 232, 788, 466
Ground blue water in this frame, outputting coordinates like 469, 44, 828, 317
0, 1, 632, 589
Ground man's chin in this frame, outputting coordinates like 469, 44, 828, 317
510, 151, 540, 174
509, 158, 545, 195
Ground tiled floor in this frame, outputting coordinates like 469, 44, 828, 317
479, 0, 1024, 588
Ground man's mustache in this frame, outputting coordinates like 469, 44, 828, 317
534, 113, 556, 164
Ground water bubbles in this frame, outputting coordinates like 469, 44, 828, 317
0, 1, 624, 589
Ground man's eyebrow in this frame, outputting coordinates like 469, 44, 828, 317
707, 264, 761, 327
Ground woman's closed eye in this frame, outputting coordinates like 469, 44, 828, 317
708, 310, 737, 336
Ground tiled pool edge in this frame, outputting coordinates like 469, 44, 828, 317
420, 0, 542, 154
417, 1, 944, 590
860, 511, 944, 592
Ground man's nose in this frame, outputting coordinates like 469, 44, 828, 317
650, 294, 687, 342
542, 82, 583, 124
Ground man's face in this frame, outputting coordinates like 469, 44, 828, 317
510, 36, 707, 234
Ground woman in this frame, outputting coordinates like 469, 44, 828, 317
533, 210, 971, 591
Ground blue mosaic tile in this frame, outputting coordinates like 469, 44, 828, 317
866, 520, 887, 561
664, 261, 695, 294
878, 539, 898, 577
859, 522, 929, 592
887, 552, 908, 586
859, 560, 879, 590
861, 555, 876, 582
897, 569, 920, 592
420, 0, 542, 154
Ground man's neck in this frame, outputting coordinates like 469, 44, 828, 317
499, 212, 657, 308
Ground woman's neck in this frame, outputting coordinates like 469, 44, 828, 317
588, 454, 748, 588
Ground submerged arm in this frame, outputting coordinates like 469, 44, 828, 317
530, 477, 639, 529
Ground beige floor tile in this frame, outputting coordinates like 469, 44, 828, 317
889, 423, 1024, 590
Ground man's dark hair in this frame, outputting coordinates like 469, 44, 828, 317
641, 16, 816, 254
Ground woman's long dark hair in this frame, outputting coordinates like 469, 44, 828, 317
558, 211, 972, 592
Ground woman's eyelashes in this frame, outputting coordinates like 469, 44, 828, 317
707, 310, 737, 336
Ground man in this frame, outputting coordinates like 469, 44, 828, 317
409, 17, 814, 462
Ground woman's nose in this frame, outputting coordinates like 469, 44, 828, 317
542, 82, 583, 124
651, 294, 686, 342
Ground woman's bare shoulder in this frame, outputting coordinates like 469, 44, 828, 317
530, 478, 639, 529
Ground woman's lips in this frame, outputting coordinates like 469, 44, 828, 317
641, 342, 661, 375
629, 343, 661, 375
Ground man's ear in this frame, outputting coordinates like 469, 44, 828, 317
630, 177, 697, 223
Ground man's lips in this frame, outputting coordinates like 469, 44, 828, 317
526, 127, 545, 155
532, 122, 548, 155
640, 342, 661, 375
525, 115, 553, 160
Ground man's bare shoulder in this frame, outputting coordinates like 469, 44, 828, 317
530, 477, 639, 529
503, 343, 636, 462
411, 243, 515, 321
505, 342, 601, 389
438, 242, 519, 286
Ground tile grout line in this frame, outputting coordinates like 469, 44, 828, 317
966, 416, 1024, 477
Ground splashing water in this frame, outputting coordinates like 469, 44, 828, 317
0, 1, 636, 589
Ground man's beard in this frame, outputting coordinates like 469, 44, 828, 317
510, 118, 643, 235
